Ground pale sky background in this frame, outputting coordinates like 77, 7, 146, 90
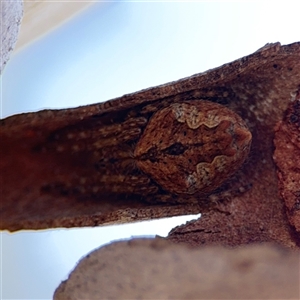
1, 1, 300, 299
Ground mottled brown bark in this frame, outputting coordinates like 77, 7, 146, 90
1, 42, 300, 243
167, 44, 300, 248
274, 90, 300, 233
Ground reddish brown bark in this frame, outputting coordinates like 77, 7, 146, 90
274, 90, 300, 233
1, 42, 300, 249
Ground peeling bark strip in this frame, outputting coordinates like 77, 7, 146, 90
1, 42, 300, 237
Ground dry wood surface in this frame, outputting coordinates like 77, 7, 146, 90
1, 42, 300, 249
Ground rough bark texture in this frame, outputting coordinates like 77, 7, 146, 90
274, 90, 300, 233
2, 41, 300, 298
1, 42, 300, 246
163, 42, 300, 249
54, 238, 300, 300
